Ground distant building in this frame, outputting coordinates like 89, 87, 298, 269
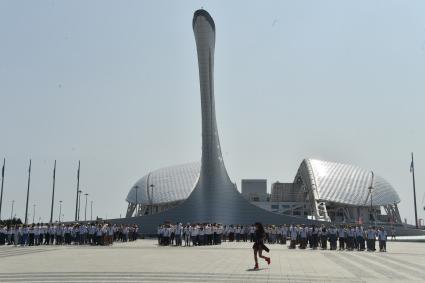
271, 182, 298, 202
241, 179, 268, 202
126, 158, 402, 225
269, 182, 309, 217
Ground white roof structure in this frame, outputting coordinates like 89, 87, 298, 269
297, 159, 400, 206
126, 162, 200, 205
127, 158, 400, 208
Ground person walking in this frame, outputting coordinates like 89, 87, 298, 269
252, 222, 270, 270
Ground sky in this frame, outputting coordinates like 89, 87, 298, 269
0, 0, 424, 225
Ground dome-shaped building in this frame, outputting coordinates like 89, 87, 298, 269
125, 162, 200, 217
125, 158, 402, 225
289, 159, 401, 223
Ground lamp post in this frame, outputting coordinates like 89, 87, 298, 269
10, 200, 14, 220
32, 204, 36, 224
75, 161, 80, 221
58, 200, 63, 222
368, 171, 374, 224
0, 158, 5, 221
84, 193, 89, 222
410, 153, 419, 228
77, 190, 83, 221
134, 185, 139, 216
49, 160, 56, 224
90, 200, 93, 221
24, 159, 32, 225
149, 184, 155, 214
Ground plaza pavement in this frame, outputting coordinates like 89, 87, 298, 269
0, 240, 424, 282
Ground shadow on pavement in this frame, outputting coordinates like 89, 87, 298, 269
246, 268, 268, 271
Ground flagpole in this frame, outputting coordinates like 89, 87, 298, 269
0, 158, 5, 220
411, 152, 418, 229
75, 161, 80, 221
49, 160, 56, 224
24, 159, 32, 225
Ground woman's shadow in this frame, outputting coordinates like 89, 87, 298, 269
246, 267, 268, 271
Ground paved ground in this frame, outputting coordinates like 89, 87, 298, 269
0, 240, 424, 282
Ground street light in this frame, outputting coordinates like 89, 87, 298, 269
10, 200, 15, 220
90, 200, 93, 221
84, 193, 89, 222
58, 200, 63, 222
32, 204, 36, 224
77, 190, 83, 221
149, 184, 155, 214
134, 185, 139, 216
368, 171, 375, 224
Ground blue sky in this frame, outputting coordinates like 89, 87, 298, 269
0, 0, 424, 225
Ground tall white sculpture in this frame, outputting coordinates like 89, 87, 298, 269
117, 10, 315, 233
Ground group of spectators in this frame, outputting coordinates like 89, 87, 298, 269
157, 223, 390, 252
0, 222, 139, 246
265, 224, 389, 252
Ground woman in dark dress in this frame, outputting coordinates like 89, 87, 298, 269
252, 222, 271, 269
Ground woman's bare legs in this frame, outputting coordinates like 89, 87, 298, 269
253, 249, 258, 266
259, 248, 270, 265
258, 248, 266, 260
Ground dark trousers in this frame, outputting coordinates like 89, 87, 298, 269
339, 238, 345, 250
45, 233, 50, 245
300, 237, 307, 249
312, 234, 318, 248
321, 236, 327, 249
379, 240, 386, 251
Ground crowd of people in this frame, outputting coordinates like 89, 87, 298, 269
157, 223, 390, 252
0, 223, 139, 246
0, 220, 391, 253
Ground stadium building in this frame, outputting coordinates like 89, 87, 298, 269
125, 159, 402, 225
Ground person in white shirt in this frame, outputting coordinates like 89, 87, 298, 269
328, 226, 337, 250
198, 225, 205, 246
366, 227, 376, 251
338, 225, 346, 250
175, 223, 183, 246
28, 225, 35, 246
346, 226, 354, 251
289, 225, 297, 249
22, 225, 29, 246
190, 225, 198, 246
106, 224, 114, 245
49, 225, 56, 245
183, 224, 191, 246
34, 225, 40, 246
311, 225, 319, 249
299, 225, 308, 249
320, 225, 328, 250
378, 227, 387, 252
228, 225, 235, 242
280, 225, 288, 245
157, 225, 163, 245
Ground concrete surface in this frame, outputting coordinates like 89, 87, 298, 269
0, 240, 424, 282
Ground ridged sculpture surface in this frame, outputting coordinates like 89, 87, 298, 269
115, 10, 315, 233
